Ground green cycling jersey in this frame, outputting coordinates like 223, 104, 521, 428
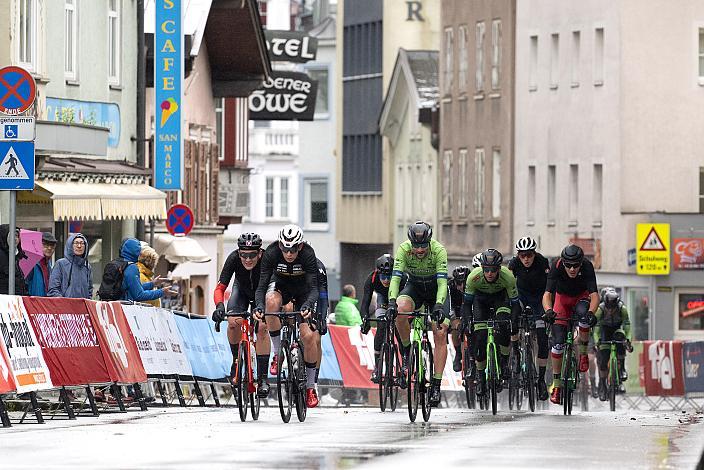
389, 239, 448, 304
464, 266, 519, 299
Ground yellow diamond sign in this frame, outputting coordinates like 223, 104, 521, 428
636, 223, 670, 275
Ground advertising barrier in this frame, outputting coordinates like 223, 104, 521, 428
0, 295, 52, 393
24, 297, 110, 386
683, 341, 704, 394
328, 325, 376, 389
624, 341, 645, 395
642, 340, 685, 396
319, 331, 343, 382
174, 315, 229, 380
0, 336, 16, 393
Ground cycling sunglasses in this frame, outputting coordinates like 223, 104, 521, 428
279, 242, 300, 254
379, 273, 391, 281
563, 261, 582, 269
482, 266, 500, 273
239, 251, 259, 260
411, 242, 429, 249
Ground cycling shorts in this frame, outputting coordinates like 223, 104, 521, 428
553, 291, 590, 326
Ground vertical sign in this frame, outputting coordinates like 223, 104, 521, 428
154, 0, 183, 190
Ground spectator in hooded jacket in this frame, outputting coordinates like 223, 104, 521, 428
120, 238, 174, 302
137, 245, 162, 307
26, 232, 57, 296
0, 224, 28, 295
48, 233, 93, 299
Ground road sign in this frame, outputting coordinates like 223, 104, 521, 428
0, 66, 37, 115
0, 117, 35, 141
166, 204, 194, 236
637, 223, 670, 275
0, 142, 34, 190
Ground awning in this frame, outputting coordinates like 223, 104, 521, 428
153, 234, 211, 264
30, 180, 167, 221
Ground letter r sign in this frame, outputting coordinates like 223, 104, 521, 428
406, 1, 424, 21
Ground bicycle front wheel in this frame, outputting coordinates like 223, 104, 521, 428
562, 345, 572, 416
238, 346, 249, 422
277, 344, 293, 423
609, 355, 618, 412
378, 342, 389, 412
407, 342, 419, 422
463, 345, 476, 409
525, 339, 536, 413
488, 343, 498, 415
421, 340, 434, 423
250, 342, 260, 420
295, 347, 307, 423
389, 342, 399, 412
508, 347, 519, 411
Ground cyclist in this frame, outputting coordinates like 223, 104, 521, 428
449, 266, 470, 372
360, 254, 407, 383
254, 224, 321, 408
594, 288, 633, 400
387, 221, 450, 407
461, 249, 521, 397
542, 244, 599, 405
507, 236, 550, 401
212, 233, 271, 397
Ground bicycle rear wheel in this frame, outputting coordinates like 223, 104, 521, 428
525, 339, 536, 413
463, 345, 476, 409
488, 343, 498, 415
378, 342, 389, 412
295, 347, 307, 423
277, 344, 293, 423
508, 347, 520, 411
389, 342, 399, 412
407, 342, 419, 422
238, 346, 249, 422
421, 340, 433, 423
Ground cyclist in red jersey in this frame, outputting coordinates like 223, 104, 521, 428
542, 244, 599, 405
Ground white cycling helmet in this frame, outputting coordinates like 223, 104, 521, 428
278, 224, 304, 248
471, 252, 483, 269
515, 236, 538, 252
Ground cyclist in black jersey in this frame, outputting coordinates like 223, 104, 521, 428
449, 266, 470, 372
253, 224, 321, 408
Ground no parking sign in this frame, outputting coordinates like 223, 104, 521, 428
166, 204, 194, 236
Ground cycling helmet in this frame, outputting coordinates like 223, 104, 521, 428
407, 221, 432, 245
452, 266, 470, 283
471, 253, 483, 268
560, 244, 584, 264
515, 236, 537, 252
375, 254, 394, 275
238, 232, 262, 250
278, 224, 304, 248
599, 286, 615, 302
480, 248, 503, 267
604, 290, 620, 309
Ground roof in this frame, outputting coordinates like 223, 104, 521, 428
37, 157, 151, 179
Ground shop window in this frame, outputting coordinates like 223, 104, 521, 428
678, 292, 704, 332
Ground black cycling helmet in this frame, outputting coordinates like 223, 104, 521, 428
238, 232, 262, 250
375, 254, 394, 275
407, 221, 432, 245
560, 244, 584, 264
480, 248, 503, 267
452, 266, 470, 283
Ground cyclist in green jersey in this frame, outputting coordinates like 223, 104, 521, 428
387, 221, 450, 407
460, 249, 522, 397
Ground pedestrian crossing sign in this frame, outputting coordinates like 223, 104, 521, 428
0, 141, 34, 190
636, 223, 670, 275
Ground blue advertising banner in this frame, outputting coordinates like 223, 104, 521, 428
683, 341, 704, 393
173, 316, 228, 380
46, 98, 121, 147
319, 331, 343, 381
154, 0, 183, 190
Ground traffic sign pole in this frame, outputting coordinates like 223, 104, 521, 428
8, 191, 15, 295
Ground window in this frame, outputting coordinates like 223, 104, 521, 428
215, 98, 224, 160
593, 164, 603, 225
108, 0, 121, 84
571, 31, 580, 86
442, 150, 453, 218
527, 165, 536, 223
264, 176, 291, 219
65, 0, 78, 80
698, 28, 704, 84
678, 292, 704, 331
529, 35, 538, 90
491, 20, 501, 90
458, 25, 468, 90
491, 149, 501, 218
569, 164, 579, 223
458, 149, 468, 217
304, 179, 329, 228
550, 33, 559, 88
265, 177, 274, 218
547, 165, 556, 223
474, 148, 485, 218
18, 0, 37, 70
444, 27, 454, 93
476, 22, 485, 92
307, 67, 329, 116
595, 27, 604, 85
280, 178, 289, 218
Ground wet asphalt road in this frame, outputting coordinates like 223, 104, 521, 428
1, 404, 702, 469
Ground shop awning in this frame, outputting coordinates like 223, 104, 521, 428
153, 234, 211, 264
31, 180, 167, 221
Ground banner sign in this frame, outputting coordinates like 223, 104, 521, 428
249, 71, 318, 121
328, 325, 376, 389
0, 296, 52, 393
673, 238, 704, 270
319, 331, 342, 382
86, 301, 147, 384
209, 319, 236, 376
624, 341, 645, 395
154, 0, 183, 190
264, 30, 318, 63
122, 305, 192, 376
642, 340, 685, 396
174, 315, 229, 380
46, 98, 121, 147
24, 297, 110, 387
683, 341, 704, 393
0, 333, 16, 393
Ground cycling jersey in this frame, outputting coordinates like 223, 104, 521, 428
449, 279, 464, 316
255, 242, 319, 311
360, 269, 407, 318
594, 302, 632, 345
546, 258, 597, 297
389, 239, 448, 305
464, 266, 519, 300
213, 248, 263, 307
507, 253, 550, 298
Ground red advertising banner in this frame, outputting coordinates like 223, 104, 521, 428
0, 336, 16, 393
24, 297, 111, 386
328, 325, 376, 389
642, 340, 685, 396
673, 238, 704, 269
85, 301, 147, 384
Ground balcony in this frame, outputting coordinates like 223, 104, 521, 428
249, 125, 299, 157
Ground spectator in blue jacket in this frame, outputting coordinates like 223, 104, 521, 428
48, 233, 93, 299
120, 238, 175, 302
26, 232, 57, 296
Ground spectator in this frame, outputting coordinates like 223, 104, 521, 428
137, 246, 161, 307
0, 224, 28, 295
120, 238, 174, 303
26, 232, 57, 296
334, 284, 363, 327
48, 233, 93, 299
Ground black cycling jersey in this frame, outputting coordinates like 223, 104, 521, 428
217, 249, 263, 299
255, 241, 319, 310
448, 279, 464, 316
546, 258, 598, 297
360, 270, 407, 318
507, 253, 550, 298
316, 258, 328, 313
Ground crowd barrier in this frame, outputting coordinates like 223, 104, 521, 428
2, 293, 704, 427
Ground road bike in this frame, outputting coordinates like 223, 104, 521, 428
403, 309, 433, 423
375, 310, 402, 412
599, 339, 627, 412
459, 321, 478, 410
509, 307, 538, 413
477, 310, 512, 416
559, 312, 582, 416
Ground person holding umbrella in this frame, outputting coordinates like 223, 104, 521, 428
25, 232, 57, 297
0, 224, 28, 295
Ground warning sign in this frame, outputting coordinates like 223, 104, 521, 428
637, 223, 670, 275
0, 146, 29, 179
